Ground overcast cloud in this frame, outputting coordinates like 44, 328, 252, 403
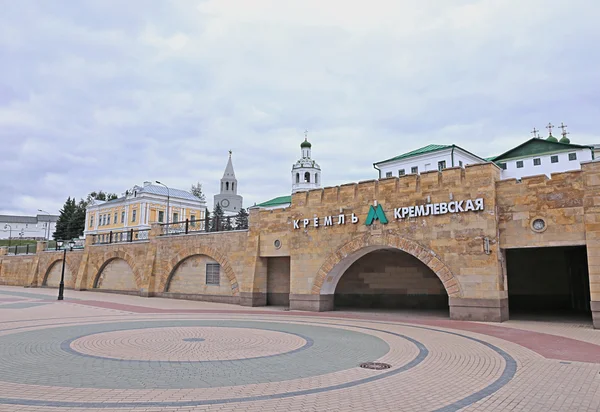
1, 0, 599, 215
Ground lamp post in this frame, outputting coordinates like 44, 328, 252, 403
56, 239, 75, 301
3, 224, 12, 248
155, 181, 170, 228
38, 209, 51, 240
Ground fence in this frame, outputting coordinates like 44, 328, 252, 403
92, 229, 150, 245
160, 216, 247, 236
6, 244, 37, 255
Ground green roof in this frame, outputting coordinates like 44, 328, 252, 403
374, 144, 487, 166
300, 139, 312, 148
255, 195, 292, 208
375, 144, 450, 165
489, 138, 593, 162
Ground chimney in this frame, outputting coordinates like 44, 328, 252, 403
143, 181, 151, 187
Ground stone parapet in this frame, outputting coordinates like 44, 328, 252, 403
449, 297, 509, 322
289, 294, 334, 312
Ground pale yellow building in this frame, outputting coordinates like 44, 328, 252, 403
84, 181, 206, 242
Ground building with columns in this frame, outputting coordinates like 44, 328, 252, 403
214, 152, 244, 215
83, 182, 206, 240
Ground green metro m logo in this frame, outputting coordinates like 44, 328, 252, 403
365, 204, 388, 225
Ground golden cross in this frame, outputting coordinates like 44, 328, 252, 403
546, 122, 554, 136
304, 129, 308, 139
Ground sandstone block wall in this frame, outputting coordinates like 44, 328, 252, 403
95, 258, 138, 291
266, 257, 291, 305
167, 254, 231, 296
497, 171, 585, 249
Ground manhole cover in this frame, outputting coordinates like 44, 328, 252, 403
360, 362, 391, 370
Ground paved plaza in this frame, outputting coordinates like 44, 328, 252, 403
0, 286, 599, 412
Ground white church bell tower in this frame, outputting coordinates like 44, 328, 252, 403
292, 130, 321, 193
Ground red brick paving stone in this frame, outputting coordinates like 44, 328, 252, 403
70, 299, 600, 364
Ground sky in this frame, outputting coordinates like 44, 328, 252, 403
1, 0, 599, 216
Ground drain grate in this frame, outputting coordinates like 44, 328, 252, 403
360, 362, 391, 370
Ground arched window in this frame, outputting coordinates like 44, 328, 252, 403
232, 182, 235, 192
315, 173, 319, 184
226, 182, 229, 191
304, 172, 311, 183
296, 173, 300, 183
221, 182, 224, 191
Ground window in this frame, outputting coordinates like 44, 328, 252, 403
386, 172, 392, 178
411, 166, 418, 174
499, 163, 507, 170
190, 215, 196, 226
206, 263, 220, 285
551, 155, 559, 163
533, 158, 541, 166
132, 210, 137, 222
158, 211, 164, 223
296, 173, 299, 183
173, 213, 179, 222
569, 153, 577, 161
438, 161, 446, 171
459, 161, 463, 167
315, 174, 318, 184
516, 161, 524, 168
398, 169, 405, 176
304, 172, 311, 183
107, 214, 110, 225
121, 211, 125, 223
114, 213, 117, 223
89, 217, 93, 228
232, 183, 235, 191
226, 182, 229, 191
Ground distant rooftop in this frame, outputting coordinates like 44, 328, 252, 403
0, 214, 59, 224
254, 195, 292, 208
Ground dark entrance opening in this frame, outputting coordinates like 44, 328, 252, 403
506, 246, 590, 318
266, 257, 290, 306
334, 249, 448, 315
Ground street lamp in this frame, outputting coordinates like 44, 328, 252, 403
38, 209, 51, 240
155, 181, 170, 228
56, 239, 75, 301
3, 224, 12, 248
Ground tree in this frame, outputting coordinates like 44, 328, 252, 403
53, 197, 77, 240
86, 190, 118, 204
235, 208, 249, 230
204, 209, 211, 232
212, 203, 225, 232
190, 182, 206, 201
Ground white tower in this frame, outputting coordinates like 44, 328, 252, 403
292, 131, 321, 193
214, 151, 243, 214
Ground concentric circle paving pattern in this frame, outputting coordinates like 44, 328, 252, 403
69, 326, 308, 361
0, 320, 390, 389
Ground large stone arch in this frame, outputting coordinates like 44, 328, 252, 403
314, 233, 461, 297
42, 258, 77, 288
161, 245, 239, 295
92, 250, 143, 290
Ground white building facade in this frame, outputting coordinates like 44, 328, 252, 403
490, 136, 594, 180
373, 144, 486, 179
0, 214, 58, 240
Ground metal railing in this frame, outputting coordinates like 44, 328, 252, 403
6, 244, 37, 255
92, 229, 150, 245
160, 216, 247, 236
